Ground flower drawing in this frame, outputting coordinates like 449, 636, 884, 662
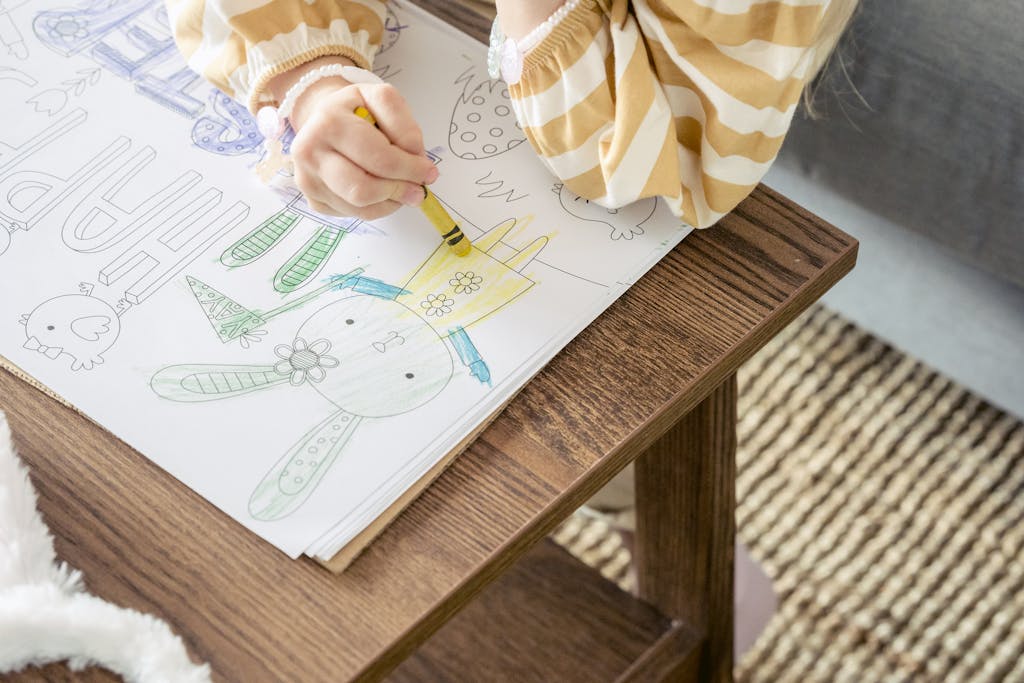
449, 271, 483, 294
420, 293, 454, 317
273, 337, 339, 386
43, 15, 89, 45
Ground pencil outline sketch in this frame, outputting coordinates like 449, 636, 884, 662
27, 67, 102, 117
449, 65, 525, 160
11, 132, 253, 368
474, 170, 528, 203
0, 107, 86, 178
0, 0, 30, 60
0, 108, 89, 255
553, 183, 658, 241
0, 65, 35, 86
19, 283, 122, 371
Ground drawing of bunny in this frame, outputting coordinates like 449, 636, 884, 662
151, 218, 548, 521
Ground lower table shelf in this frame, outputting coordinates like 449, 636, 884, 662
388, 539, 701, 682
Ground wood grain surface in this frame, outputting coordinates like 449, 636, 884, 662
1, 1, 857, 680
636, 376, 738, 683
2, 185, 856, 683
387, 539, 693, 682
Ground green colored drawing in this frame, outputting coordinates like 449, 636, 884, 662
220, 209, 299, 267
248, 409, 363, 520
187, 268, 364, 346
156, 213, 554, 522
186, 276, 266, 344
151, 363, 292, 401
273, 226, 346, 293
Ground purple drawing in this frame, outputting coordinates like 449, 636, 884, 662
191, 89, 264, 156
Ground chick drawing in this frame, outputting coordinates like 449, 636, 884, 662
553, 183, 657, 241
152, 217, 548, 520
20, 290, 121, 371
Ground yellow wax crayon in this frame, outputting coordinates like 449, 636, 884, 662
353, 106, 471, 257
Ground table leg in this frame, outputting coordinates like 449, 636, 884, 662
635, 374, 737, 683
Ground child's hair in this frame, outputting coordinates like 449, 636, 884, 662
803, 0, 861, 116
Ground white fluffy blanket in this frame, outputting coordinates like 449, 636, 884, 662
0, 411, 210, 682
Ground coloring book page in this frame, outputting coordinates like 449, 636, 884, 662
0, 0, 691, 559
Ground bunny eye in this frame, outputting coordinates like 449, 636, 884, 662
46, 325, 55, 331
405, 373, 414, 379
345, 319, 354, 325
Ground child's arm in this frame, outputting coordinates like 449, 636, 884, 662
166, 0, 437, 220
499, 0, 849, 228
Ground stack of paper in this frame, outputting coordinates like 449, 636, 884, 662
0, 0, 690, 565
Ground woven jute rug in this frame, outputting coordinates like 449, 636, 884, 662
552, 305, 1024, 682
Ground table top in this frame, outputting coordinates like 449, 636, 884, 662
1, 3, 857, 681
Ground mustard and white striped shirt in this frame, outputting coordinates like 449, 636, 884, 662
166, 0, 833, 228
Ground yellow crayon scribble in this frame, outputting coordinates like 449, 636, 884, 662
402, 217, 550, 331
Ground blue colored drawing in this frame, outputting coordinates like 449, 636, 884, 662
134, 66, 204, 118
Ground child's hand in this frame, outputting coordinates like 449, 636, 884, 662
271, 58, 438, 220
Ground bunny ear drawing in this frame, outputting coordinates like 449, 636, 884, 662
151, 364, 290, 402
249, 409, 363, 521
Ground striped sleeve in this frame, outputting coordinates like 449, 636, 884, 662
165, 0, 388, 113
508, 0, 831, 228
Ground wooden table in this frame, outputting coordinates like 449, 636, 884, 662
2, 3, 857, 682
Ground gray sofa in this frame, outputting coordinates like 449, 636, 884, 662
775, 0, 1023, 289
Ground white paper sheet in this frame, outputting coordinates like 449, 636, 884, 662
0, 0, 691, 559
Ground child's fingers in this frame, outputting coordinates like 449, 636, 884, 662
295, 153, 409, 221
293, 83, 436, 185
318, 150, 424, 208
293, 164, 340, 213
325, 112, 435, 187
302, 181, 404, 222
357, 83, 426, 156
293, 103, 433, 187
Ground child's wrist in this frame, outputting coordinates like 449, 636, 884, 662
268, 56, 357, 129
289, 76, 351, 129
268, 56, 355, 102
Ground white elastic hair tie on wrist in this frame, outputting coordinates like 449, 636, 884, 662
257, 64, 384, 140
254, 64, 384, 182
488, 0, 580, 85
